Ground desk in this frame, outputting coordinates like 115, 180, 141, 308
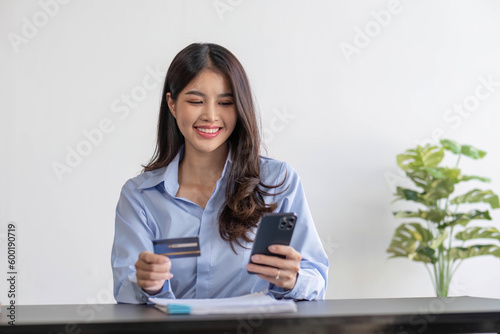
1, 296, 500, 333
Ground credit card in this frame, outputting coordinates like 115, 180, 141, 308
153, 237, 201, 259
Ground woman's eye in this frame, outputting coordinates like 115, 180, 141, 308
220, 101, 233, 106
188, 101, 202, 105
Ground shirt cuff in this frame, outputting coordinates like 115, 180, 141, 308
130, 275, 175, 303
268, 271, 303, 300
268, 268, 324, 301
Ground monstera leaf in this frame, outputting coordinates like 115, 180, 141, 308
442, 210, 492, 228
405, 170, 433, 190
421, 167, 461, 181
440, 139, 461, 154
394, 209, 447, 224
451, 189, 500, 209
450, 227, 500, 260
455, 227, 500, 242
421, 178, 455, 203
397, 146, 444, 171
387, 223, 444, 263
394, 178, 456, 206
394, 187, 429, 205
448, 245, 500, 260
458, 174, 491, 183
441, 139, 487, 159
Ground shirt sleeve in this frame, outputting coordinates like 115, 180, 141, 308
267, 162, 329, 300
111, 179, 176, 304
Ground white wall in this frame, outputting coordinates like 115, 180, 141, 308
1, 0, 500, 305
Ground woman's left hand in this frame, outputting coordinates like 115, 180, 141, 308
246, 245, 302, 290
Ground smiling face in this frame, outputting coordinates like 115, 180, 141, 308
167, 70, 237, 157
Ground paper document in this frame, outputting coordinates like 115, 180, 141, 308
149, 292, 297, 315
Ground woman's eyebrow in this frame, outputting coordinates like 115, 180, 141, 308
184, 90, 233, 98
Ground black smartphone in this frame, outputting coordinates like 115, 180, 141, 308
248, 212, 297, 271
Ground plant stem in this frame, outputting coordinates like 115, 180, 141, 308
424, 263, 437, 294
439, 152, 462, 296
455, 153, 462, 168
445, 225, 454, 295
433, 262, 439, 296
451, 260, 462, 277
439, 243, 446, 296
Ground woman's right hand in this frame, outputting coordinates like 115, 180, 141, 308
135, 251, 173, 295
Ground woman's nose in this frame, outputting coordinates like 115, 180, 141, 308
202, 102, 219, 122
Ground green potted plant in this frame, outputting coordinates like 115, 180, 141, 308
387, 139, 500, 297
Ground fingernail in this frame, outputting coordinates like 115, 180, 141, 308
253, 255, 260, 261
269, 246, 276, 251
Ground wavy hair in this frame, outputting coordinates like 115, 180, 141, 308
144, 43, 284, 251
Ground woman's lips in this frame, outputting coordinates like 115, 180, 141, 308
195, 126, 222, 138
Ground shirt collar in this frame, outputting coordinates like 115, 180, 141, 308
221, 147, 233, 179
138, 145, 233, 195
137, 147, 184, 191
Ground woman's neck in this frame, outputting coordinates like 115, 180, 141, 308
178, 144, 229, 186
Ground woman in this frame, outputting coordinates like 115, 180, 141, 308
111, 43, 328, 303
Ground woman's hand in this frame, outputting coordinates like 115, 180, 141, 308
135, 251, 173, 295
246, 245, 302, 290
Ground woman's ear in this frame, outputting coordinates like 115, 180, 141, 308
166, 93, 176, 118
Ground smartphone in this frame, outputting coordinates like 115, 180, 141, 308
248, 212, 297, 271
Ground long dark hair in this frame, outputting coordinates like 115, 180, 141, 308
144, 43, 284, 251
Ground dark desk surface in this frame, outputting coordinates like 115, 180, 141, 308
1, 296, 500, 334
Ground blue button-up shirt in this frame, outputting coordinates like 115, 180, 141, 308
111, 148, 328, 303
